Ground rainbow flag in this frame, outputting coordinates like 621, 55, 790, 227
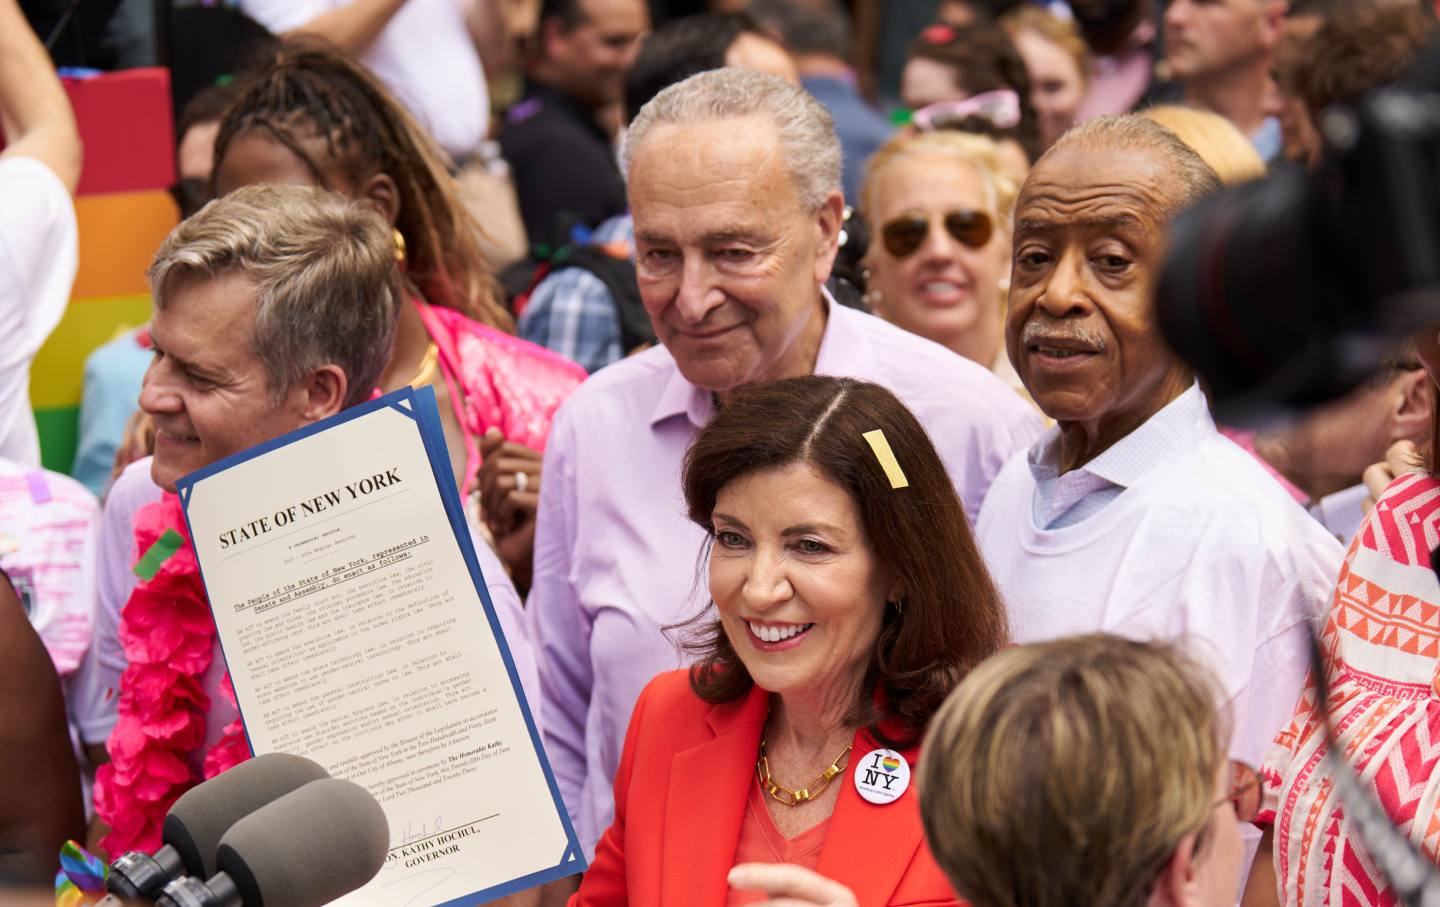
29, 68, 177, 474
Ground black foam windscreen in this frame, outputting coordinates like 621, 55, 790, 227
163, 753, 330, 878
215, 778, 389, 907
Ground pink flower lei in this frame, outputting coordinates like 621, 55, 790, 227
92, 493, 250, 856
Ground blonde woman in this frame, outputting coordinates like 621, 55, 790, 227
860, 130, 1022, 394
919, 634, 1256, 907
1144, 105, 1267, 185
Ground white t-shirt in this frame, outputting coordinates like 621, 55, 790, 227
976, 396, 1345, 767
0, 156, 77, 467
238, 0, 489, 159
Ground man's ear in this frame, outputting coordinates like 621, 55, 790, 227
299, 365, 350, 423
813, 191, 845, 286
1389, 368, 1434, 446
1146, 832, 1201, 907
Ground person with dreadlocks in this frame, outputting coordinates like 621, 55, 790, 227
206, 41, 585, 587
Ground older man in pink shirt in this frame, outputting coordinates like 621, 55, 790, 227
523, 68, 1043, 870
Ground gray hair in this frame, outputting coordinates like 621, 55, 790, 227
1041, 115, 1223, 221
147, 184, 401, 409
622, 68, 842, 212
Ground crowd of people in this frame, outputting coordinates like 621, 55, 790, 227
4, 0, 1440, 905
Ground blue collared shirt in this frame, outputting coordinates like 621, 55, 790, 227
1028, 383, 1208, 529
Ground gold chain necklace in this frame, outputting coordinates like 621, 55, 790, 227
756, 738, 852, 807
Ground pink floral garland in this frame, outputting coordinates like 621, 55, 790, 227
92, 493, 250, 856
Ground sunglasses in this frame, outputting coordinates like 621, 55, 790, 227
881, 210, 994, 259
1220, 761, 1261, 823
911, 90, 1023, 133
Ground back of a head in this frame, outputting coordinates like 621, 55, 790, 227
1039, 114, 1223, 222
918, 634, 1224, 907
623, 68, 841, 214
747, 0, 852, 62
1300, 1, 1438, 119
147, 183, 402, 409
1142, 105, 1266, 186
216, 778, 388, 907
623, 12, 767, 123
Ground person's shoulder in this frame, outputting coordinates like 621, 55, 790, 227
103, 457, 164, 523
840, 307, 1033, 419
637, 669, 702, 713
552, 345, 675, 427
1167, 433, 1343, 555
0, 154, 73, 234
435, 307, 587, 383
500, 98, 604, 156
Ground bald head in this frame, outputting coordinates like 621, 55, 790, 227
1037, 115, 1222, 225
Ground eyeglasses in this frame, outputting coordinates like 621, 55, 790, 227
1220, 761, 1261, 823
880, 210, 994, 259
911, 90, 1023, 133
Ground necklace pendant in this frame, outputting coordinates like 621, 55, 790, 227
794, 788, 811, 803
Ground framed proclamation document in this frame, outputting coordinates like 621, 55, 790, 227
175, 386, 584, 906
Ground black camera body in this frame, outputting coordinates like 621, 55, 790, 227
1157, 64, 1440, 423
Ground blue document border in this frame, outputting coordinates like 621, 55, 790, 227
175, 386, 586, 902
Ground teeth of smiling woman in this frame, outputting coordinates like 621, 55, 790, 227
749, 622, 812, 643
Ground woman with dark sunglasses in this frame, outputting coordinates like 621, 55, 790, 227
859, 130, 1028, 401
919, 633, 1257, 907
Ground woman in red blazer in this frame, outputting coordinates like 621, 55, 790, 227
572, 376, 1010, 906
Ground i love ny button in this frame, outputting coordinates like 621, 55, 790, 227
854, 748, 910, 804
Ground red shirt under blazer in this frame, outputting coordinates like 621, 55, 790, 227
571, 670, 962, 906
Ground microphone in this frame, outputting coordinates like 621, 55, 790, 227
103, 753, 330, 900
154, 778, 389, 907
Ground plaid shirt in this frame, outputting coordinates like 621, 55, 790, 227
518, 214, 634, 374
1028, 383, 1205, 528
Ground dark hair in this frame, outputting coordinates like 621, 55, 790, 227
540, 0, 588, 29
213, 40, 512, 331
907, 21, 1042, 163
623, 12, 768, 123
747, 0, 851, 62
680, 376, 1009, 747
1300, 2, 1437, 119
176, 80, 246, 148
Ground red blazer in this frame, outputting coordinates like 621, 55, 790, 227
571, 670, 962, 907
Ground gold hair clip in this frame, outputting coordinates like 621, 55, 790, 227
862, 429, 909, 489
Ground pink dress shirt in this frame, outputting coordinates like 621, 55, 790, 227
527, 295, 1044, 856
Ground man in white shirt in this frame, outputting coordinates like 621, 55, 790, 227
976, 114, 1343, 770
237, 0, 500, 161
0, 0, 81, 467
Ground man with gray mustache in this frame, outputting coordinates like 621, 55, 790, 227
975, 115, 1342, 785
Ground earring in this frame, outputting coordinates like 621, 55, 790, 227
889, 600, 904, 617
998, 276, 1010, 294
393, 228, 407, 264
